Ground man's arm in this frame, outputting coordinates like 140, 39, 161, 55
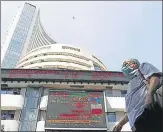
140, 63, 161, 104
147, 75, 160, 94
118, 113, 129, 126
112, 114, 128, 132
145, 75, 160, 104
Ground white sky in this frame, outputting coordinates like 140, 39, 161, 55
1, 1, 162, 71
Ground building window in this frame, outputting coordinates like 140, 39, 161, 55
38, 110, 46, 121
105, 89, 113, 97
107, 112, 116, 122
24, 97, 39, 109
42, 88, 49, 96
93, 64, 102, 71
1, 88, 20, 95
121, 90, 127, 97
26, 88, 40, 97
21, 109, 38, 121
19, 121, 37, 131
1, 110, 15, 120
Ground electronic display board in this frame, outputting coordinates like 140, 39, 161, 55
45, 90, 107, 130
1, 69, 130, 82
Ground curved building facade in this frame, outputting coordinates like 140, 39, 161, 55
24, 10, 57, 54
16, 44, 107, 71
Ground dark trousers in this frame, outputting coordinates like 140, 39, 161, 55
134, 103, 163, 132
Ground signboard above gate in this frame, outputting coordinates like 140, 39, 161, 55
1, 69, 130, 82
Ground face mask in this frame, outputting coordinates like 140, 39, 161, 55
121, 65, 134, 76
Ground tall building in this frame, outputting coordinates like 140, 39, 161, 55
1, 3, 57, 68
1, 69, 132, 131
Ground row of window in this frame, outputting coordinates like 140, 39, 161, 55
19, 15, 32, 23
18, 18, 31, 28
28, 23, 45, 51
18, 52, 90, 65
2, 51, 20, 68
13, 28, 28, 38
40, 22, 56, 44
29, 25, 42, 51
26, 45, 51, 56
1, 88, 21, 95
12, 33, 27, 43
7, 41, 23, 53
1, 88, 41, 97
30, 65, 83, 70
21, 6, 35, 19
41, 65, 83, 70
1, 110, 15, 120
36, 24, 51, 47
26, 11, 39, 52
17, 24, 29, 31
27, 15, 55, 53
21, 58, 91, 68
105, 90, 127, 97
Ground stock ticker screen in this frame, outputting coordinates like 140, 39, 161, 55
45, 91, 107, 130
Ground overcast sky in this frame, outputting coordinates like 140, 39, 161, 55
1, 1, 162, 71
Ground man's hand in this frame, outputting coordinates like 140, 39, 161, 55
112, 114, 128, 132
112, 123, 123, 132
145, 92, 153, 105
145, 75, 160, 105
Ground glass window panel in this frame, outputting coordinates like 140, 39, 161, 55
42, 88, 49, 96
1, 110, 15, 120
8, 111, 15, 114
26, 88, 40, 97
1, 110, 7, 114
19, 121, 37, 131
93, 64, 102, 71
39, 110, 46, 121
6, 114, 14, 120
13, 89, 20, 95
21, 109, 38, 121
1, 88, 21, 95
121, 90, 127, 97
1, 90, 7, 94
24, 97, 38, 109
105, 89, 113, 97
1, 89, 8, 94
107, 112, 116, 122
7, 90, 13, 94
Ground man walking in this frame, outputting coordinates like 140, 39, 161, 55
113, 59, 162, 132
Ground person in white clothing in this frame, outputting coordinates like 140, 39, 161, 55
113, 59, 162, 132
